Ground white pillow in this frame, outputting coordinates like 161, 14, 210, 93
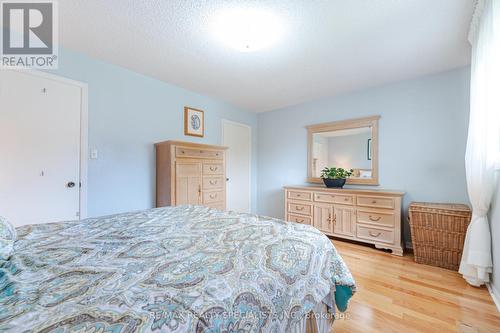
359, 170, 372, 179
0, 216, 16, 260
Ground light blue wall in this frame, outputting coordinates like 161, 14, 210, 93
328, 132, 372, 170
48, 50, 471, 247
257, 67, 471, 243
50, 49, 258, 217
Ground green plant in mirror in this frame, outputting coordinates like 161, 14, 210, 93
320, 167, 354, 180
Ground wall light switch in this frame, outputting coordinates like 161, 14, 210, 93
90, 148, 98, 159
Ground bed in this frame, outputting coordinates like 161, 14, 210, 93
0, 205, 355, 332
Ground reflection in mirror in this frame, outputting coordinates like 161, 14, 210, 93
307, 116, 379, 185
312, 127, 373, 179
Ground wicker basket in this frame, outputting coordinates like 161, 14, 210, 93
408, 202, 471, 271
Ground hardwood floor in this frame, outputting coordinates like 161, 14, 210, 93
331, 240, 500, 333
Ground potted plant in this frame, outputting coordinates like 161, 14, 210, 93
320, 167, 354, 188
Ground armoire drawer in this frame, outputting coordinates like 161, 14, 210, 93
203, 177, 225, 190
203, 190, 224, 204
288, 214, 312, 225
203, 163, 224, 175
357, 225, 394, 244
287, 190, 312, 201
205, 202, 225, 211
357, 195, 395, 209
314, 192, 354, 205
176, 147, 223, 159
287, 202, 313, 216
357, 209, 395, 228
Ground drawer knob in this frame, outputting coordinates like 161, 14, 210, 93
209, 180, 218, 185
372, 200, 377, 204
210, 194, 217, 199
369, 216, 382, 222
209, 166, 218, 171
296, 206, 304, 211
369, 231, 382, 237
344, 198, 349, 201
296, 219, 304, 223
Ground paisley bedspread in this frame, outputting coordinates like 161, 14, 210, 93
0, 205, 355, 332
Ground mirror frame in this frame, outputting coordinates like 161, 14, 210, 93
306, 115, 380, 186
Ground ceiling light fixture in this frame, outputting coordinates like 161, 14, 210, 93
211, 8, 284, 52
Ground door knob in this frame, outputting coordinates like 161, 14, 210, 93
67, 182, 75, 188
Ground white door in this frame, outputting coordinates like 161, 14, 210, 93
222, 120, 251, 213
0, 70, 82, 226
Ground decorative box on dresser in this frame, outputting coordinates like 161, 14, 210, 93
156, 141, 227, 210
284, 186, 405, 256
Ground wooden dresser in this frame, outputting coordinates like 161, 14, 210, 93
284, 186, 405, 256
156, 141, 227, 210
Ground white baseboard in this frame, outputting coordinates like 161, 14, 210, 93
486, 283, 500, 312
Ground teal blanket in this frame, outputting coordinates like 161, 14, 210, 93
0, 205, 355, 332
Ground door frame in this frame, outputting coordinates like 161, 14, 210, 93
221, 119, 252, 212
5, 69, 89, 219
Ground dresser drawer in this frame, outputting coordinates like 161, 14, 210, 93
357, 225, 394, 244
205, 202, 225, 211
314, 192, 354, 205
203, 190, 224, 204
287, 190, 312, 201
203, 177, 225, 190
287, 202, 313, 216
288, 214, 312, 225
176, 147, 223, 159
357, 195, 395, 209
203, 163, 224, 175
357, 209, 395, 228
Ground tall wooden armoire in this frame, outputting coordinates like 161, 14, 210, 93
155, 140, 227, 210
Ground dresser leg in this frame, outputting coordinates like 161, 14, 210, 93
390, 247, 404, 256
374, 244, 404, 256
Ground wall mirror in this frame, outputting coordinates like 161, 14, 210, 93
307, 116, 380, 185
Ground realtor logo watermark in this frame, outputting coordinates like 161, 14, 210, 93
1, 1, 58, 69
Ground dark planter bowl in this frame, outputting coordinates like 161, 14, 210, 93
322, 178, 346, 188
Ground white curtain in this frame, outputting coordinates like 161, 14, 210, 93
459, 0, 500, 286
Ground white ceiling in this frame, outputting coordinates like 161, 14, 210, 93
60, 0, 474, 113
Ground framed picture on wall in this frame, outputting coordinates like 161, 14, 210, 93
184, 106, 204, 137
367, 138, 372, 160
